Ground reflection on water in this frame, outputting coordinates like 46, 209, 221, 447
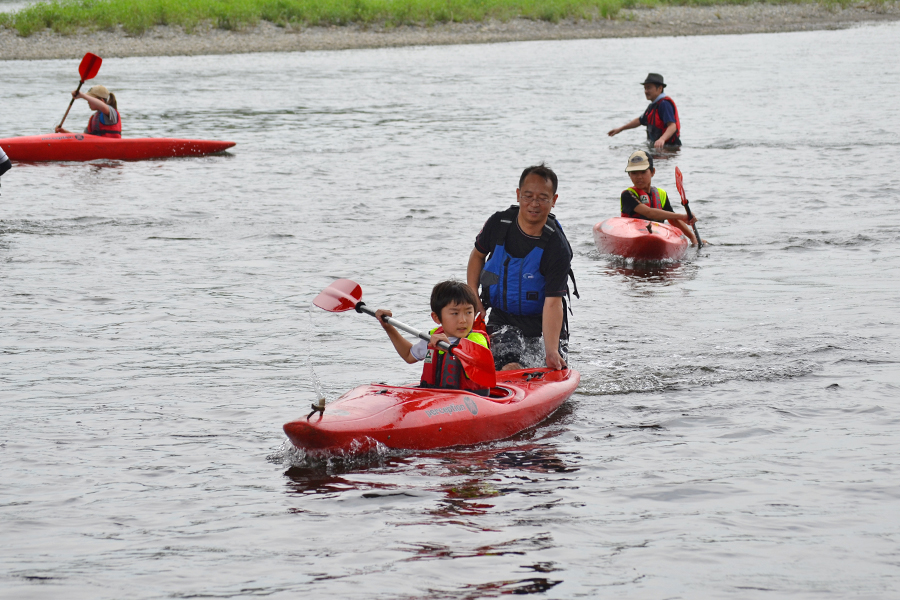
2, 22, 900, 600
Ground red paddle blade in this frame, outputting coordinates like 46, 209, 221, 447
313, 279, 362, 312
79, 53, 102, 81
452, 338, 497, 388
675, 167, 687, 205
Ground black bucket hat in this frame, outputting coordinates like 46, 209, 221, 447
642, 73, 666, 88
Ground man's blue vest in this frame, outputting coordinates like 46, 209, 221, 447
480, 206, 576, 317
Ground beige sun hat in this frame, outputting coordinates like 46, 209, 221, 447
625, 150, 653, 172
85, 85, 111, 100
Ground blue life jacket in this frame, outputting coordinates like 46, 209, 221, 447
480, 206, 578, 317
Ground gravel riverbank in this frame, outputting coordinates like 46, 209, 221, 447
2, 3, 898, 60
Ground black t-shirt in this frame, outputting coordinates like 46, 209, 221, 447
474, 207, 572, 337
620, 189, 674, 223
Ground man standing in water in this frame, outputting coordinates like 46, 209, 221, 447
608, 73, 681, 149
467, 164, 576, 371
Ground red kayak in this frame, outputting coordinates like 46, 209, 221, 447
593, 217, 689, 261
284, 368, 580, 452
0, 133, 235, 162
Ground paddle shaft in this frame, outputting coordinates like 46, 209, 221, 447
682, 200, 702, 249
58, 81, 85, 130
355, 302, 453, 352
675, 167, 702, 249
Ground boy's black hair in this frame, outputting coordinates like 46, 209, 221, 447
431, 280, 479, 316
519, 163, 558, 194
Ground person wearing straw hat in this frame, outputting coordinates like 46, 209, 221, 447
55, 85, 121, 138
608, 73, 681, 149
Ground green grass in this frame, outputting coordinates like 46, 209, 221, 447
0, 0, 882, 37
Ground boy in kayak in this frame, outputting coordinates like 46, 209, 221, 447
55, 85, 121, 138
621, 150, 699, 245
375, 280, 492, 394
608, 73, 681, 149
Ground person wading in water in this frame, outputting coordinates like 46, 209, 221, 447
608, 73, 681, 150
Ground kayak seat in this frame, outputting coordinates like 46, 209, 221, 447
488, 386, 515, 401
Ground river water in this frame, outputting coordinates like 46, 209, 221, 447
2, 22, 900, 599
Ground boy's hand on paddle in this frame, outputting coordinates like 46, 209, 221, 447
428, 332, 451, 350
374, 309, 392, 328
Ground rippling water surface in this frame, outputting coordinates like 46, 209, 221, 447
2, 23, 900, 599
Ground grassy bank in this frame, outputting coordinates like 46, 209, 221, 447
0, 0, 875, 36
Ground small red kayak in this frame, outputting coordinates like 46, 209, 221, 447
284, 368, 580, 452
593, 217, 689, 261
0, 133, 235, 162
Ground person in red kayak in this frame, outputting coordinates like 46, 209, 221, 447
608, 73, 681, 149
620, 150, 699, 245
375, 280, 492, 395
54, 85, 121, 138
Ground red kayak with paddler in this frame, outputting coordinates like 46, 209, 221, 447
1, 52, 234, 162
284, 279, 580, 453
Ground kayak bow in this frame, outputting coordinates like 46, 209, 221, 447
593, 217, 689, 261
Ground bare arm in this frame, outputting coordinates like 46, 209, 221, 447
542, 296, 566, 370
467, 247, 488, 316
374, 309, 417, 364
653, 122, 678, 149
79, 92, 112, 117
609, 117, 641, 137
671, 219, 698, 245
633, 203, 696, 224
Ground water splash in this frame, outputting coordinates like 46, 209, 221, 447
308, 303, 328, 411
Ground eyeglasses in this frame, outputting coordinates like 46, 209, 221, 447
520, 195, 553, 206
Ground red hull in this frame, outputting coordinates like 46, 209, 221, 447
284, 368, 580, 452
0, 133, 235, 162
593, 217, 689, 261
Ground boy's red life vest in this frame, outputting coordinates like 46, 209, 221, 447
420, 326, 491, 393
622, 186, 669, 222
87, 110, 122, 138
642, 96, 680, 145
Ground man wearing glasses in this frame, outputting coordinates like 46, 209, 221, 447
467, 164, 577, 371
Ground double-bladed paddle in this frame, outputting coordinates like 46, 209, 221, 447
58, 53, 103, 131
313, 279, 497, 389
675, 167, 702, 249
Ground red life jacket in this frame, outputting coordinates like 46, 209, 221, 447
87, 110, 122, 138
643, 96, 680, 145
420, 326, 491, 394
622, 186, 669, 222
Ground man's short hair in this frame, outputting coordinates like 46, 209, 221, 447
431, 280, 479, 316
519, 163, 558, 194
